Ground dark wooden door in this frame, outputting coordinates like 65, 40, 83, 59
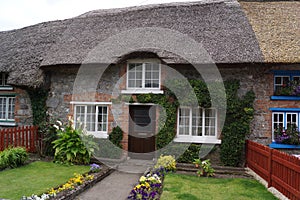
129, 105, 156, 160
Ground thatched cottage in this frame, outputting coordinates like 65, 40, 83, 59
0, 0, 299, 159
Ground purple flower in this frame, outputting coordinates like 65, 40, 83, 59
90, 163, 101, 172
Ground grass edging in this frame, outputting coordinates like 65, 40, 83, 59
53, 166, 114, 200
246, 168, 289, 200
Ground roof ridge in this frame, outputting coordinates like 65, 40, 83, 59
77, 0, 236, 18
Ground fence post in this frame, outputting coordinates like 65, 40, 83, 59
268, 148, 273, 188
0, 129, 4, 151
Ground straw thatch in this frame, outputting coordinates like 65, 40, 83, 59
240, 1, 300, 63
0, 0, 296, 87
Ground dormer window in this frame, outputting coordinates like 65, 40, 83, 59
123, 59, 163, 94
0, 73, 13, 90
273, 70, 300, 96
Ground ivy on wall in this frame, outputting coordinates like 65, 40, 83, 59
220, 81, 255, 166
132, 79, 254, 166
27, 88, 48, 126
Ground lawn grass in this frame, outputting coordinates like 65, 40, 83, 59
0, 161, 90, 200
161, 173, 278, 200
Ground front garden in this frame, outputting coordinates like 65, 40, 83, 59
161, 173, 278, 200
0, 161, 89, 200
0, 119, 111, 200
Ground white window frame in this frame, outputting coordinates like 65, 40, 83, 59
274, 75, 290, 92
72, 102, 110, 138
0, 73, 13, 90
272, 112, 299, 142
0, 96, 15, 124
123, 59, 163, 94
175, 107, 221, 144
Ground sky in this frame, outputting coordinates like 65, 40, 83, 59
0, 0, 197, 31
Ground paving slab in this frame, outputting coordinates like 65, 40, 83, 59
75, 171, 141, 200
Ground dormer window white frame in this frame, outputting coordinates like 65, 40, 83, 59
0, 73, 13, 91
122, 59, 163, 94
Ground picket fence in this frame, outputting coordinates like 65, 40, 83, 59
0, 126, 39, 153
246, 140, 300, 200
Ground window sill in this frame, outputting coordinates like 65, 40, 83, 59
88, 132, 108, 139
269, 142, 300, 149
173, 137, 221, 144
270, 96, 300, 101
121, 89, 164, 94
0, 122, 16, 126
0, 86, 13, 91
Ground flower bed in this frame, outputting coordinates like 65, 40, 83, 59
127, 155, 176, 200
22, 164, 113, 200
127, 167, 166, 200
274, 126, 300, 145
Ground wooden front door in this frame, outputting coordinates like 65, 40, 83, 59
129, 105, 156, 160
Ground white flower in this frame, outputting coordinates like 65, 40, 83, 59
56, 120, 62, 126
53, 125, 59, 130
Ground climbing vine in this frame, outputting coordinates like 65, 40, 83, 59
27, 88, 49, 126
131, 79, 254, 166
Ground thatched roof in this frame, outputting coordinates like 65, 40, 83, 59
240, 1, 300, 63
0, 0, 296, 87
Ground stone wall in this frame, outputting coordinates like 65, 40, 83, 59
14, 88, 33, 126
45, 63, 300, 148
0, 87, 32, 128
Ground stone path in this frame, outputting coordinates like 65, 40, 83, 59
75, 159, 155, 200
75, 171, 141, 200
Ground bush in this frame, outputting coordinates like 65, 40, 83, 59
38, 119, 61, 156
0, 147, 28, 170
108, 126, 123, 148
154, 155, 176, 171
52, 121, 98, 165
193, 159, 215, 177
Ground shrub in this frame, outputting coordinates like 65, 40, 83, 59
108, 126, 123, 148
0, 147, 28, 170
38, 119, 61, 156
154, 155, 176, 171
193, 159, 215, 177
52, 121, 98, 165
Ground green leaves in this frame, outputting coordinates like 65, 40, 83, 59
108, 126, 123, 148
52, 123, 98, 165
0, 147, 28, 170
220, 81, 255, 167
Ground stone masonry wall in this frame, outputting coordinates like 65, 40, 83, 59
0, 87, 32, 128
45, 63, 300, 149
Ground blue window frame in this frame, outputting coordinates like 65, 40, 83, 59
272, 70, 300, 99
270, 108, 300, 142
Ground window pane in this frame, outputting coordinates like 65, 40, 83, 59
75, 106, 86, 129
293, 76, 300, 82
178, 108, 190, 135
0, 98, 5, 119
86, 106, 96, 131
273, 113, 284, 131
192, 108, 202, 136
8, 98, 15, 120
97, 106, 108, 132
286, 113, 297, 128
128, 64, 143, 88
145, 63, 160, 89
204, 109, 216, 136
274, 76, 290, 94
